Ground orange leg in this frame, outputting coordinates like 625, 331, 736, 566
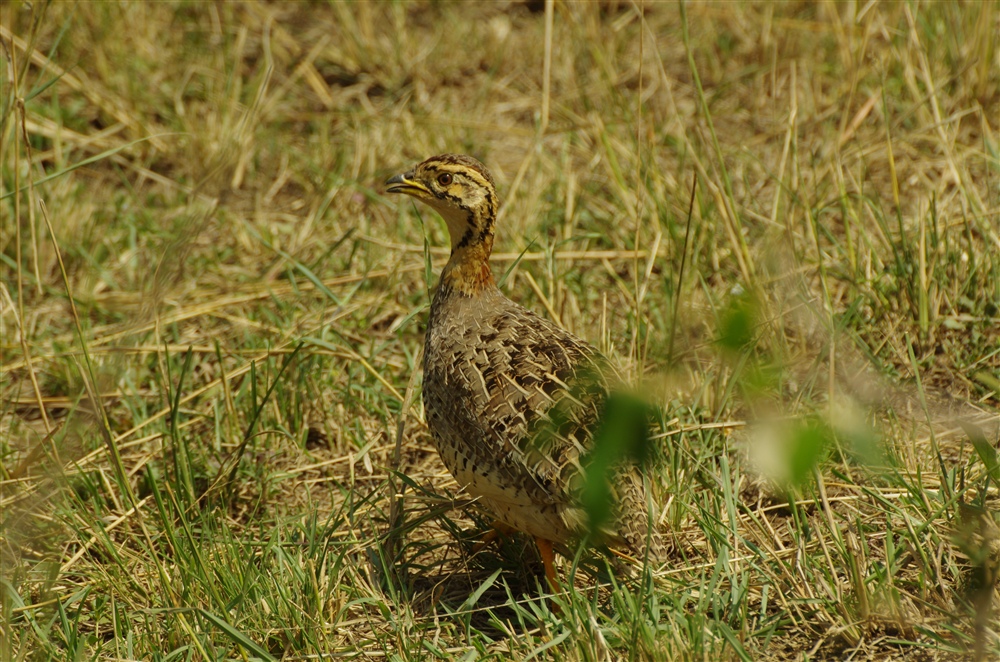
472, 520, 517, 553
534, 537, 558, 592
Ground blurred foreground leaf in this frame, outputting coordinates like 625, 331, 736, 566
717, 288, 757, 355
582, 392, 652, 535
962, 420, 1000, 488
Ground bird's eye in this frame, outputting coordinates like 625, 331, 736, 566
437, 173, 452, 186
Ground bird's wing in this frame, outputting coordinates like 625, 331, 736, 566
458, 304, 615, 501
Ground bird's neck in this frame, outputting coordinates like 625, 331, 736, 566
438, 206, 497, 296
440, 235, 496, 296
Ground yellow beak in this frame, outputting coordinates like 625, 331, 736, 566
385, 171, 431, 197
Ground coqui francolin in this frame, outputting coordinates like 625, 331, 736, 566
385, 154, 664, 587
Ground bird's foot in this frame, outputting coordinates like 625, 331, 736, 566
471, 520, 518, 554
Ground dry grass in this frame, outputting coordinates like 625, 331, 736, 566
2, 1, 998, 660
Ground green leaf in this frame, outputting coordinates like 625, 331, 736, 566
0, 136, 170, 200
788, 419, 831, 487
461, 568, 502, 612
581, 391, 652, 534
962, 421, 1000, 487
717, 289, 757, 353
196, 608, 277, 661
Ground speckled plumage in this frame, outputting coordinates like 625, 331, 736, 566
386, 154, 663, 568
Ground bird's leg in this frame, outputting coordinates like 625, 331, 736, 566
534, 537, 558, 592
471, 520, 517, 553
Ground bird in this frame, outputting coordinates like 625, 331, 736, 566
385, 153, 663, 588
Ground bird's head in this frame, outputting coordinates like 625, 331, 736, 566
385, 154, 498, 254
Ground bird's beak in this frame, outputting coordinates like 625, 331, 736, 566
385, 171, 430, 197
